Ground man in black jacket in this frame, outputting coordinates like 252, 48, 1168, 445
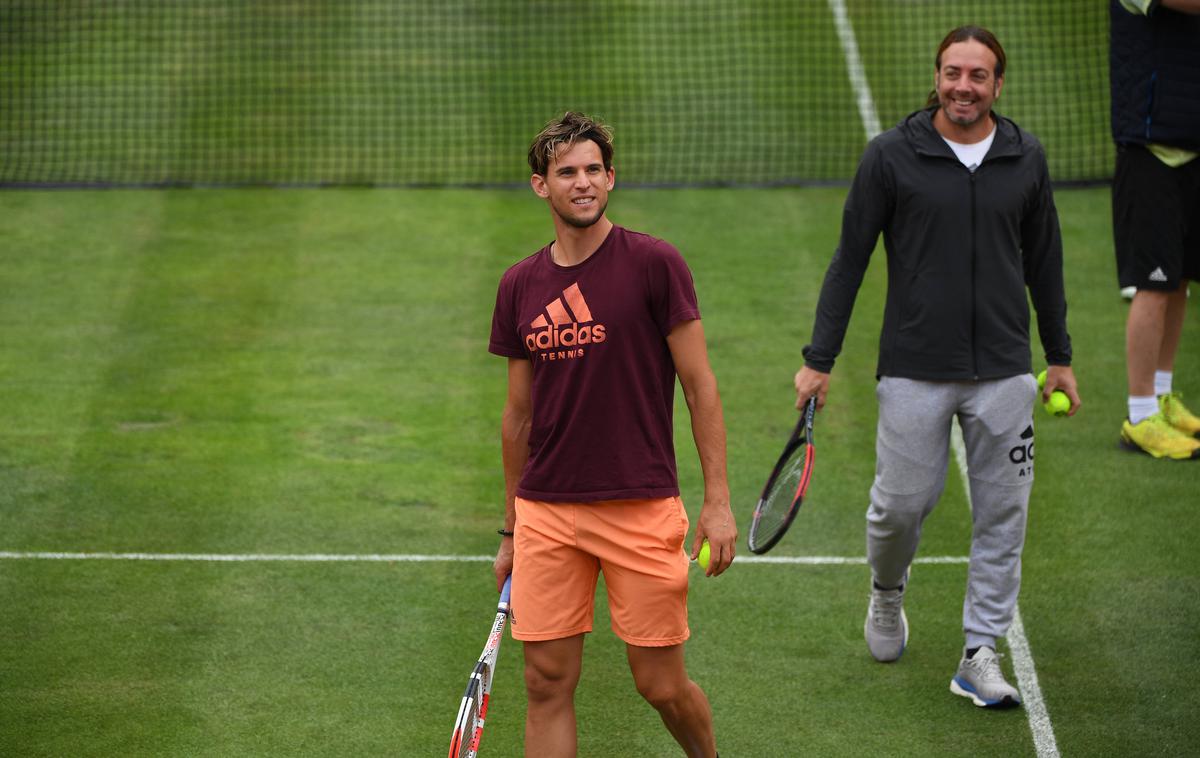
794, 26, 1080, 709
1111, 0, 1200, 460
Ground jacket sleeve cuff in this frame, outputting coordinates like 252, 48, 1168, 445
1044, 349, 1072, 366
802, 344, 836, 373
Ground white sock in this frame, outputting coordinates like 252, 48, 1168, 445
1129, 395, 1159, 425
1154, 371, 1173, 397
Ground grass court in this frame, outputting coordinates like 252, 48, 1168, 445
1, 186, 1197, 756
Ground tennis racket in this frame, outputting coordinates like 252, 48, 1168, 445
747, 396, 817, 554
447, 575, 512, 758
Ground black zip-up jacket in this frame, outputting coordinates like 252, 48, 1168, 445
803, 108, 1072, 381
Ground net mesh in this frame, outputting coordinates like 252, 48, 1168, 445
1, 0, 1110, 187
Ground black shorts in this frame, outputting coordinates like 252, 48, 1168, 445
1112, 143, 1200, 290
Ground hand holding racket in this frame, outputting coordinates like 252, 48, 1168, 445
793, 365, 830, 411
747, 397, 817, 554
448, 576, 512, 758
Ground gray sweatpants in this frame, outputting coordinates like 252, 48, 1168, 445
868, 375, 1037, 650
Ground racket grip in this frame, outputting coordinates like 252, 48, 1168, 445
500, 575, 512, 605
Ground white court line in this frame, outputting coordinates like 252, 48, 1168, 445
827, 0, 882, 141
0, 551, 492, 562
0, 551, 967, 565
952, 419, 1060, 757
1008, 607, 1060, 757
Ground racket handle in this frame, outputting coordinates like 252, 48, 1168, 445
500, 575, 512, 605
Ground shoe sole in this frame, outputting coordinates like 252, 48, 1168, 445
950, 677, 1021, 709
1118, 434, 1200, 460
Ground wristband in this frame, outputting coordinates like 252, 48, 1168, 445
498, 528, 515, 537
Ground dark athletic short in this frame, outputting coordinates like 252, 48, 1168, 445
1112, 143, 1200, 290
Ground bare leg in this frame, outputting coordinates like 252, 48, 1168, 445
1127, 288, 1172, 397
523, 635, 585, 758
1157, 282, 1189, 373
626, 643, 716, 758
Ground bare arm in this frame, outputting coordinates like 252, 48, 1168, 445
495, 358, 532, 591
667, 319, 735, 577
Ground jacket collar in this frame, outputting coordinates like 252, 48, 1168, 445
901, 107, 1025, 162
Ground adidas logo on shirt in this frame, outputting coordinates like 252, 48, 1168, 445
1149, 267, 1168, 282
525, 282, 607, 361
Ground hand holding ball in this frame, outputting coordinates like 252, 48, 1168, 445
1044, 391, 1070, 417
1037, 369, 1070, 417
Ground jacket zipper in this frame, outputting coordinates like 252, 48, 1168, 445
969, 168, 978, 380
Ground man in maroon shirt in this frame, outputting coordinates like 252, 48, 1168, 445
489, 112, 735, 757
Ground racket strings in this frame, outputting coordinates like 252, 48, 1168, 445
451, 688, 481, 758
752, 441, 811, 543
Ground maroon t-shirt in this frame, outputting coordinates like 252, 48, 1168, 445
489, 225, 701, 502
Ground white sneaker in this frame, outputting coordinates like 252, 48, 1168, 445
950, 646, 1021, 709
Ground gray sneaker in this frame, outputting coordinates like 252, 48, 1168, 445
864, 578, 908, 662
950, 646, 1021, 709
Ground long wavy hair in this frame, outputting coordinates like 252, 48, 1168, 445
925, 26, 1007, 108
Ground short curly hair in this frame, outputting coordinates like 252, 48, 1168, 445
527, 112, 614, 177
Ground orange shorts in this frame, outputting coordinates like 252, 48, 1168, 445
511, 496, 691, 647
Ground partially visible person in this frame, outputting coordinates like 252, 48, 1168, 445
795, 26, 1079, 709
1111, 0, 1200, 459
490, 111, 735, 757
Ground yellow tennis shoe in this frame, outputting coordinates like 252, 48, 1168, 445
1121, 414, 1200, 460
1160, 392, 1200, 438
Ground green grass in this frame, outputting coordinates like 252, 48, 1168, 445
1, 187, 1198, 756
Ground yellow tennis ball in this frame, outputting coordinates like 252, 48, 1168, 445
1037, 370, 1047, 391
1044, 390, 1070, 417
697, 540, 711, 570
